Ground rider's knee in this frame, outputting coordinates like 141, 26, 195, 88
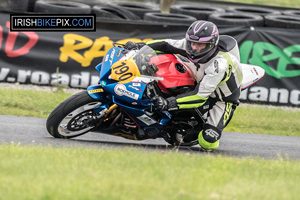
198, 124, 222, 150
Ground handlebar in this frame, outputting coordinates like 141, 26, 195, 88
113, 42, 125, 48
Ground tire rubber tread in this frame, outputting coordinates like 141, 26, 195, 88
170, 4, 224, 20
113, 2, 159, 19
34, 0, 91, 14
92, 3, 139, 20
208, 13, 264, 26
227, 6, 281, 16
46, 91, 95, 138
144, 12, 197, 24
265, 14, 300, 28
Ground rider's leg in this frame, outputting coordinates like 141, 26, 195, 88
198, 101, 236, 150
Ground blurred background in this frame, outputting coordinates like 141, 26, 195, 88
0, 0, 300, 107
0, 0, 299, 14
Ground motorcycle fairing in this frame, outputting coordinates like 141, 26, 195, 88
95, 45, 265, 140
95, 63, 102, 73
113, 97, 171, 138
87, 85, 110, 103
99, 47, 126, 84
102, 81, 148, 105
241, 63, 265, 91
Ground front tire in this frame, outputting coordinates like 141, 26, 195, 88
46, 91, 103, 139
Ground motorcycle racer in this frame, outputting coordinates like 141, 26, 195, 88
125, 20, 243, 151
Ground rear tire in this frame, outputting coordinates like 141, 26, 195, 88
46, 91, 103, 139
162, 110, 203, 147
164, 132, 199, 147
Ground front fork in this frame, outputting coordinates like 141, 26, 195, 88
86, 85, 119, 124
88, 103, 119, 126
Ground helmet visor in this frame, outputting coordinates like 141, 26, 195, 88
187, 40, 212, 58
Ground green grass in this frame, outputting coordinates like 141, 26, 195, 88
0, 87, 299, 200
0, 145, 299, 200
225, 105, 300, 137
0, 88, 72, 118
0, 87, 299, 137
1, 1, 299, 198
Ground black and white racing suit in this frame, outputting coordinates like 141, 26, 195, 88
147, 36, 243, 149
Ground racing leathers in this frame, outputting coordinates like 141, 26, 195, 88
148, 36, 243, 150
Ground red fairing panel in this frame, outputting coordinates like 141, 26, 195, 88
150, 54, 195, 93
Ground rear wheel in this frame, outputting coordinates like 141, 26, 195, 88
46, 91, 106, 138
163, 131, 199, 147
162, 110, 204, 147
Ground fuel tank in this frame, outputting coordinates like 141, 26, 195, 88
150, 54, 195, 94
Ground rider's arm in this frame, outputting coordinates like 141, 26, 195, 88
147, 39, 187, 56
173, 58, 228, 109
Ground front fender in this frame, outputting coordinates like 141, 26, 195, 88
87, 85, 110, 102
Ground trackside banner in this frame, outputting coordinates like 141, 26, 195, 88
0, 11, 299, 107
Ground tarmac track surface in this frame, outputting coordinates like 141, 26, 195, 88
0, 115, 300, 160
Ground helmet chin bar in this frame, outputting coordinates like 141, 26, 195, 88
187, 41, 212, 60
187, 54, 202, 63
187, 45, 218, 63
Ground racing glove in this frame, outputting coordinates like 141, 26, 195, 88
124, 41, 145, 50
151, 96, 178, 111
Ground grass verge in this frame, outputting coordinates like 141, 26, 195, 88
225, 104, 300, 137
0, 144, 299, 200
0, 87, 299, 137
0, 87, 72, 118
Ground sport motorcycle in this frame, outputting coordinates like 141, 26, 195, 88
46, 42, 265, 146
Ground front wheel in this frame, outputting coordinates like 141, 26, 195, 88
46, 91, 105, 139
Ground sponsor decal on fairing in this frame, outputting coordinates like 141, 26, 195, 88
114, 84, 139, 100
137, 114, 156, 126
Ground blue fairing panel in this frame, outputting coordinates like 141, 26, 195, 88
100, 47, 125, 81
113, 97, 171, 128
87, 85, 110, 102
103, 82, 149, 106
95, 63, 102, 73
